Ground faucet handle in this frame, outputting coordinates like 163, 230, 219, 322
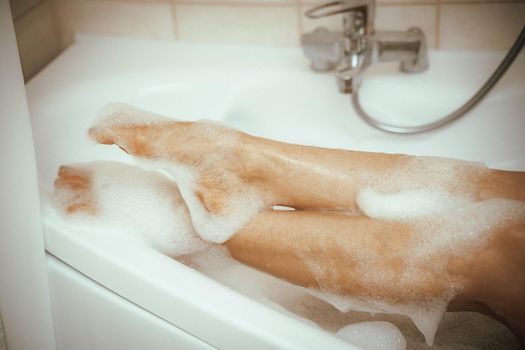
301, 28, 343, 71
305, 0, 375, 20
305, 0, 375, 50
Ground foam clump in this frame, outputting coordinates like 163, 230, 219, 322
356, 188, 471, 220
357, 186, 525, 256
54, 161, 210, 256
135, 159, 265, 244
336, 321, 407, 350
414, 198, 525, 257
304, 288, 447, 346
92, 103, 174, 130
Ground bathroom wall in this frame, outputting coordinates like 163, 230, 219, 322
0, 313, 6, 350
10, 0, 525, 80
10, 0, 61, 81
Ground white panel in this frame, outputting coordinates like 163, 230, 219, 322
47, 255, 214, 350
0, 1, 56, 349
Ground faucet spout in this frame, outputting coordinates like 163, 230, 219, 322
335, 51, 370, 93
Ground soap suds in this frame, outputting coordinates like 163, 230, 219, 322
295, 187, 525, 345
412, 198, 525, 258
92, 103, 175, 130
54, 161, 210, 256
303, 288, 448, 345
356, 188, 471, 220
358, 187, 525, 257
336, 321, 407, 350
134, 159, 265, 244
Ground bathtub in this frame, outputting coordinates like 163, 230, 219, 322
26, 35, 525, 349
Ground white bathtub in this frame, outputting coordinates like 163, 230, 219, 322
26, 35, 525, 349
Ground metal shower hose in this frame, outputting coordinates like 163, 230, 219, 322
352, 25, 525, 134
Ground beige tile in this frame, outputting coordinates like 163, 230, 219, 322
377, 0, 436, 3
9, 0, 44, 19
376, 5, 437, 47
175, 4, 300, 45
94, 0, 170, 2
302, 4, 437, 48
14, 0, 61, 80
176, 0, 297, 4
302, 0, 436, 4
440, 3, 525, 50
52, 0, 175, 49
442, 0, 524, 3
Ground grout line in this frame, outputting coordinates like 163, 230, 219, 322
175, 1, 298, 7
172, 0, 524, 8
12, 0, 46, 22
440, 0, 525, 3
298, 0, 304, 39
376, 2, 436, 6
171, 0, 180, 40
92, 0, 173, 3
435, 0, 441, 49
173, 1, 437, 9
173, 0, 525, 5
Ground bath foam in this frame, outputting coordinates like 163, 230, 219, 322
53, 161, 210, 256
357, 187, 525, 258
413, 198, 525, 258
297, 189, 525, 345
336, 321, 407, 350
303, 288, 448, 346
359, 155, 486, 198
91, 103, 266, 244
293, 246, 451, 345
135, 159, 265, 244
349, 187, 525, 344
182, 246, 322, 329
92, 103, 175, 130
356, 188, 471, 220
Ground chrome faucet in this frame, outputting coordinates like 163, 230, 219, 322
301, 0, 429, 94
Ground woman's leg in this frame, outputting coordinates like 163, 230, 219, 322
89, 115, 525, 213
226, 209, 525, 342
54, 164, 525, 344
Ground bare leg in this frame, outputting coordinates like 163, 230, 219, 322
54, 163, 525, 346
89, 118, 525, 213
226, 209, 525, 345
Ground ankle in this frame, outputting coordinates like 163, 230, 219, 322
237, 133, 274, 184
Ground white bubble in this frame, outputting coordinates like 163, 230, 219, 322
134, 159, 265, 244
356, 188, 471, 220
54, 161, 210, 256
336, 321, 407, 350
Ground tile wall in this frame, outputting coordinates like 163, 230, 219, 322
10, 0, 61, 80
9, 0, 525, 80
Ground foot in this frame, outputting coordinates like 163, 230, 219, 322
53, 161, 211, 256
88, 105, 270, 216
54, 165, 96, 215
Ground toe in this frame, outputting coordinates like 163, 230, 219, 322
89, 124, 161, 158
54, 165, 96, 215
88, 126, 115, 145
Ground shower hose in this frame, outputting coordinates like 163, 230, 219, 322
352, 25, 525, 134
